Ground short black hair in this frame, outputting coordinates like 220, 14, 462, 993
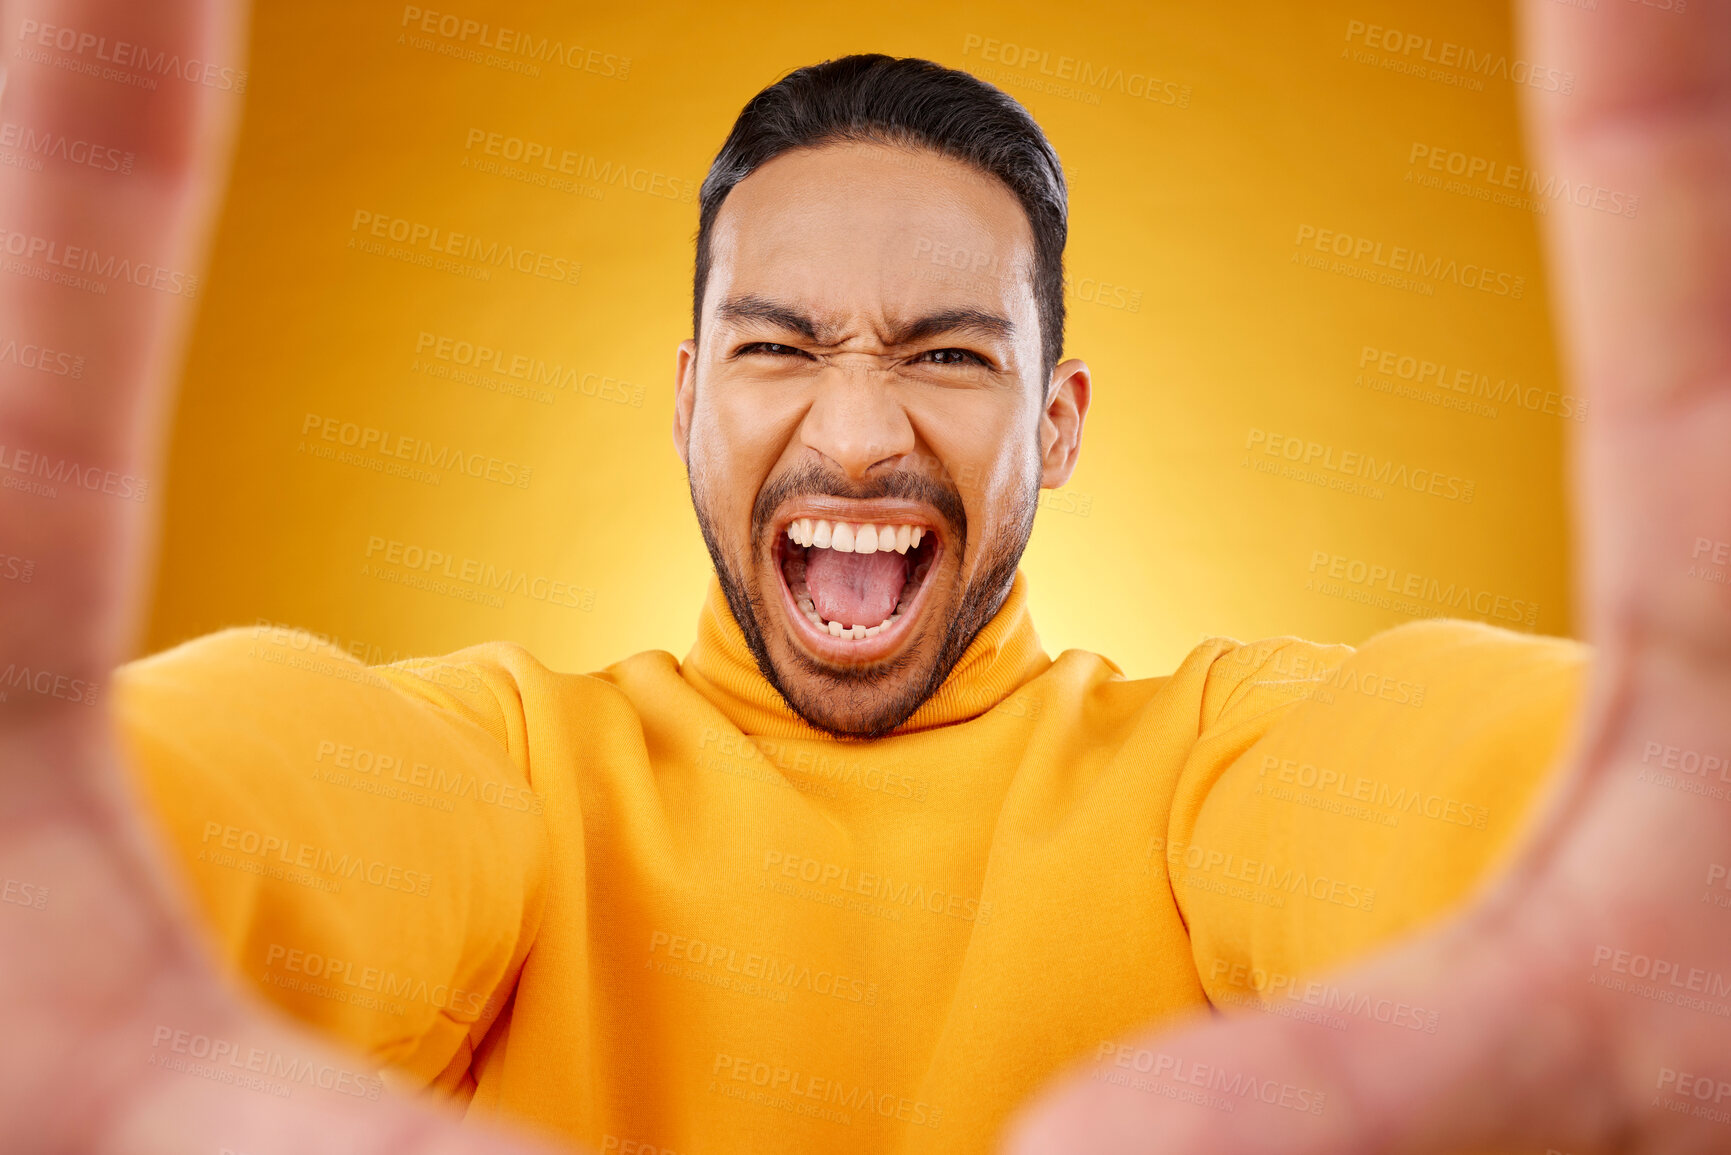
693, 54, 1068, 381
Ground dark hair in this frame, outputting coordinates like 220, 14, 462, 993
693, 54, 1068, 380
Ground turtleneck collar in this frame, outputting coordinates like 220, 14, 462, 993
679, 570, 1052, 740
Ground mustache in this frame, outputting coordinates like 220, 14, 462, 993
750, 461, 968, 558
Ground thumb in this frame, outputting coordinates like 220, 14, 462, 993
1000, 906, 1614, 1155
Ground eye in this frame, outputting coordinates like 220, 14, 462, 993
916, 348, 987, 367
737, 342, 809, 358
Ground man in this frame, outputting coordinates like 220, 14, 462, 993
2, 3, 1727, 1155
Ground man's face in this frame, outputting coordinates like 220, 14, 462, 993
673, 141, 1088, 738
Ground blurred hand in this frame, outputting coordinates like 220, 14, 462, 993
1007, 1, 1731, 1152
0, 0, 556, 1150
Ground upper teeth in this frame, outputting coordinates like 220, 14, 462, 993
785, 519, 925, 554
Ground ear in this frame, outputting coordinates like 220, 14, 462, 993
1039, 357, 1091, 489
672, 338, 698, 467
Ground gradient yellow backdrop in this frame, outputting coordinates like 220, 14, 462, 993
143, 0, 1585, 678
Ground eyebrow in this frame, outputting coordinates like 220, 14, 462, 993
714, 294, 1016, 347
715, 294, 824, 340
893, 308, 1016, 345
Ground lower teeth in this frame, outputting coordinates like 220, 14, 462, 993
790, 576, 912, 640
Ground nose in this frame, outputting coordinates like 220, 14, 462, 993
798, 363, 916, 482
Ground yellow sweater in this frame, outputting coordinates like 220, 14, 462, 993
113, 572, 1586, 1153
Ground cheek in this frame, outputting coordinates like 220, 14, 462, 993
933, 420, 1041, 522
974, 454, 1041, 528
694, 393, 775, 489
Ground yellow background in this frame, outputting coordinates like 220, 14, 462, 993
143, 0, 1579, 677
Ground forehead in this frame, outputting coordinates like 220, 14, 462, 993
705, 141, 1037, 336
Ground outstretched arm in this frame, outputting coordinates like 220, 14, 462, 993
0, 0, 554, 1150
1008, 0, 1731, 1151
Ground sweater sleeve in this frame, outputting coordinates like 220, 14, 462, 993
110, 624, 549, 1092
1165, 619, 1589, 1005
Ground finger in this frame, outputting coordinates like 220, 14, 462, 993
1524, 0, 1731, 416
1517, 0, 1731, 651
55, 951, 572, 1155
0, 0, 254, 1132
0, 5, 570, 1152
1001, 906, 1627, 1155
0, 739, 571, 1153
108, 1005, 566, 1155
1514, 0, 1731, 1000
1009, 4, 1731, 1151
0, 0, 241, 702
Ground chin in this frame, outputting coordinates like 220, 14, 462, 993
759, 506, 957, 738
767, 636, 942, 738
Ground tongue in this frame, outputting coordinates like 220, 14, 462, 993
804, 548, 909, 628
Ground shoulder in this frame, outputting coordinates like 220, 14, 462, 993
1340, 618, 1589, 709
116, 625, 650, 752
1186, 633, 1357, 734
1195, 618, 1586, 721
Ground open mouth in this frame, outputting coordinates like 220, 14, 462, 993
772, 511, 943, 661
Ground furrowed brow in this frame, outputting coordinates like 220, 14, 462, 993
889, 308, 1016, 346
714, 294, 823, 341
